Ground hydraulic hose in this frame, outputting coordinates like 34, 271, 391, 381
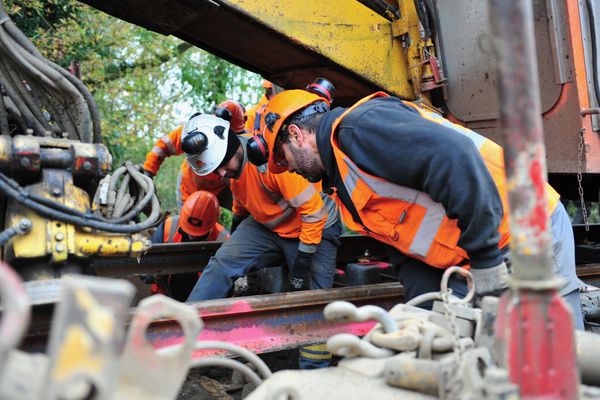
357, 0, 400, 22
0, 168, 161, 233
0, 3, 100, 142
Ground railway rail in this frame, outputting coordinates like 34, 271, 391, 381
16, 234, 600, 358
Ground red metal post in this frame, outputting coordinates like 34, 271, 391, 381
490, 0, 579, 398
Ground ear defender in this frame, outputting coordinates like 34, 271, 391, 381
181, 131, 208, 154
246, 134, 269, 166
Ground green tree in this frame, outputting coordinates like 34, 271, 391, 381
6, 0, 262, 218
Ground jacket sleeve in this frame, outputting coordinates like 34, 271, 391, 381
337, 97, 504, 269
270, 173, 328, 253
143, 125, 184, 175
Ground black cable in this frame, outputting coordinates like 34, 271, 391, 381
423, 0, 436, 41
357, 0, 400, 22
413, 0, 431, 39
0, 171, 160, 233
0, 84, 9, 134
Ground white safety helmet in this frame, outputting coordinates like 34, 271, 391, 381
181, 113, 231, 176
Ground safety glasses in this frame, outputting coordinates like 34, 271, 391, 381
273, 128, 290, 167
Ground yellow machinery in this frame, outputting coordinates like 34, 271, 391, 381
82, 0, 600, 197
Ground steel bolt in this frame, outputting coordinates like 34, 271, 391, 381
52, 187, 62, 197
55, 244, 65, 253
55, 232, 64, 241
19, 157, 30, 168
82, 161, 92, 171
18, 218, 32, 232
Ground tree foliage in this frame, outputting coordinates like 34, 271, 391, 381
5, 0, 262, 217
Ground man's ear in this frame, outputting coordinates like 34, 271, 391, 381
288, 124, 304, 146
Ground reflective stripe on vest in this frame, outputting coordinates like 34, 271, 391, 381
256, 176, 295, 229
164, 216, 182, 243
342, 151, 447, 258
330, 92, 559, 267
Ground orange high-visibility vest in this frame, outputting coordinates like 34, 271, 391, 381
330, 92, 560, 268
163, 216, 229, 243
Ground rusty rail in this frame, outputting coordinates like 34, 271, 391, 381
21, 282, 405, 358
19, 262, 600, 357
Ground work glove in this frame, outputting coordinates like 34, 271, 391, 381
230, 214, 246, 235
289, 250, 312, 291
471, 261, 509, 298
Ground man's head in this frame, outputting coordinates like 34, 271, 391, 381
179, 190, 220, 239
181, 113, 242, 177
258, 89, 330, 182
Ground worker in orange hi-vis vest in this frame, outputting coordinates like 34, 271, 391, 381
148, 190, 229, 301
143, 100, 247, 210
180, 113, 341, 369
258, 85, 585, 330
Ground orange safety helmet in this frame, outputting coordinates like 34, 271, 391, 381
214, 100, 247, 134
179, 190, 221, 237
260, 89, 329, 174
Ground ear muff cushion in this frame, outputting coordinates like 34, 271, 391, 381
181, 132, 208, 154
246, 135, 269, 166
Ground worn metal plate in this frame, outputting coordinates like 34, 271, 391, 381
435, 0, 564, 122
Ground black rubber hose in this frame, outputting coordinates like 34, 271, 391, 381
0, 84, 9, 134
0, 174, 161, 233
0, 48, 52, 132
0, 225, 19, 246
0, 169, 155, 225
0, 171, 160, 233
357, 0, 400, 22
49, 61, 101, 143
0, 57, 47, 135
413, 0, 431, 39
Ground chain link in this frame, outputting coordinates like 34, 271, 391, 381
441, 290, 464, 399
577, 128, 590, 231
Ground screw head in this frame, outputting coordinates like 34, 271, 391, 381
55, 232, 64, 241
55, 244, 65, 252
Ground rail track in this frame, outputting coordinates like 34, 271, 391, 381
18, 234, 600, 357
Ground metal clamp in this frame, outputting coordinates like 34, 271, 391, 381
324, 301, 398, 333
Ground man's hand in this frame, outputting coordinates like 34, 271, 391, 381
289, 250, 312, 291
471, 261, 509, 297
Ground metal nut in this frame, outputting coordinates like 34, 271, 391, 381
19, 157, 30, 168
55, 244, 65, 253
54, 232, 64, 241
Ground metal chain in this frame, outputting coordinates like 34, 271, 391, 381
577, 128, 590, 231
441, 290, 464, 399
